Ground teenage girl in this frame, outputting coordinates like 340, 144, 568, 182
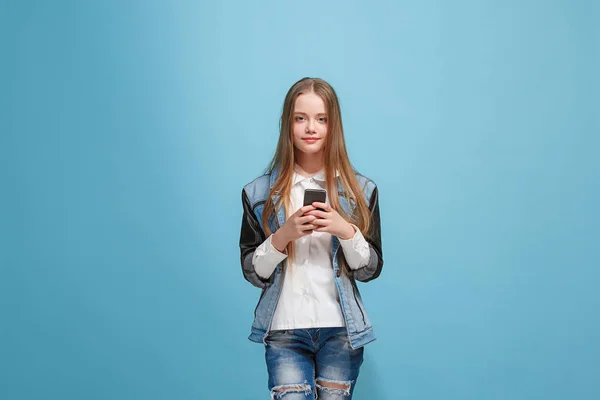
240, 77, 383, 399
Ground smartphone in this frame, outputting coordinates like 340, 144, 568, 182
303, 188, 327, 211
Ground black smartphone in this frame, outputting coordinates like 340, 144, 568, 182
303, 188, 327, 211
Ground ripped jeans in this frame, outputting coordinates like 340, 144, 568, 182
265, 328, 364, 399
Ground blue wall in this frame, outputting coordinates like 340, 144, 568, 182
2, 1, 598, 398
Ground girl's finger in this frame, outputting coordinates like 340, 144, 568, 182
312, 202, 330, 212
305, 210, 328, 219
297, 205, 316, 216
298, 215, 317, 225
311, 219, 331, 226
300, 224, 316, 231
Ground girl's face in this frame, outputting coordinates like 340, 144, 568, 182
292, 92, 328, 157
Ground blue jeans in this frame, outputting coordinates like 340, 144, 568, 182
265, 328, 364, 399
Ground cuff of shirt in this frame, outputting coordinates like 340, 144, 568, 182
253, 235, 288, 279
338, 224, 370, 270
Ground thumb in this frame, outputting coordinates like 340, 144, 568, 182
297, 205, 315, 216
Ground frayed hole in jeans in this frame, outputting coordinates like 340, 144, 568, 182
316, 378, 352, 397
271, 383, 312, 399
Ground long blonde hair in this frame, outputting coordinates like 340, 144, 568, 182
262, 77, 372, 268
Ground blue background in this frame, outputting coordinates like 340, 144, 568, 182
2, 0, 599, 399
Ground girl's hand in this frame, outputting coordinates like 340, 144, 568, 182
271, 205, 317, 252
305, 202, 355, 240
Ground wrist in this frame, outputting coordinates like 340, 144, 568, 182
338, 223, 355, 240
271, 231, 289, 253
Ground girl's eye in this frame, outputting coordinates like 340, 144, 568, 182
318, 117, 327, 122
295, 116, 305, 121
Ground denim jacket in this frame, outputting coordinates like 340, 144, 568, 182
239, 167, 383, 349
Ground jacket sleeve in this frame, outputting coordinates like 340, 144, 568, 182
239, 189, 272, 288
352, 185, 384, 282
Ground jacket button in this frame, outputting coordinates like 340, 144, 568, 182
336, 269, 341, 278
